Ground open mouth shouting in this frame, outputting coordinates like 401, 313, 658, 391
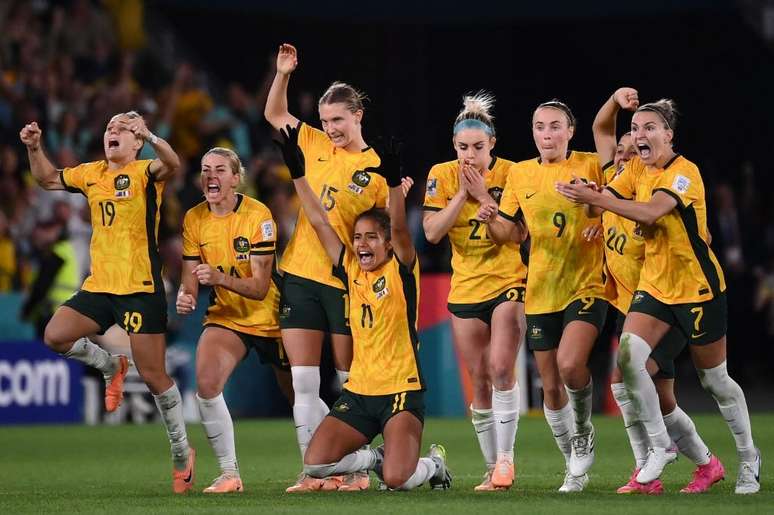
358, 249, 375, 267
636, 142, 652, 160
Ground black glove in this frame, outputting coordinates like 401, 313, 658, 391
368, 137, 403, 188
273, 124, 305, 179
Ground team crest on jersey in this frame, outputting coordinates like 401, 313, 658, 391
348, 170, 370, 195
426, 178, 437, 197
488, 187, 503, 204
373, 275, 389, 300
280, 305, 291, 319
114, 174, 131, 198
233, 236, 250, 260
632, 292, 645, 304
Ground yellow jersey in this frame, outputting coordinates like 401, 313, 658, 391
280, 123, 388, 289
607, 155, 725, 304
182, 194, 280, 337
423, 157, 527, 304
333, 250, 422, 396
499, 151, 610, 314
60, 159, 164, 295
601, 163, 646, 313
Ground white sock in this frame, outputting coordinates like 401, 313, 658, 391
304, 449, 377, 478
698, 361, 756, 461
291, 366, 328, 460
611, 382, 650, 469
65, 337, 114, 377
566, 379, 593, 434
336, 369, 350, 389
398, 457, 437, 490
197, 393, 238, 474
153, 383, 190, 470
544, 402, 574, 465
471, 406, 496, 467
492, 385, 520, 461
663, 405, 711, 466
618, 333, 671, 448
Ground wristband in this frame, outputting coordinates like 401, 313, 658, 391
148, 133, 159, 145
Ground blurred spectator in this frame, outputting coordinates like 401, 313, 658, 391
0, 211, 17, 291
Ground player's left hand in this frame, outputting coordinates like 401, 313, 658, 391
127, 117, 151, 141
476, 202, 498, 222
193, 264, 224, 286
368, 137, 403, 187
555, 175, 599, 204
462, 164, 488, 203
400, 176, 414, 197
582, 223, 604, 242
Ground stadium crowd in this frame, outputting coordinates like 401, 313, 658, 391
1, 0, 772, 380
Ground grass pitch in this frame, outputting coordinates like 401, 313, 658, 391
1, 413, 771, 514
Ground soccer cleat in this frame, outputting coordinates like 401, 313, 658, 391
320, 475, 344, 491
617, 468, 663, 495
680, 455, 725, 494
735, 449, 761, 494
637, 446, 678, 484
568, 426, 595, 477
172, 447, 196, 494
337, 471, 370, 491
104, 355, 129, 413
558, 469, 588, 493
474, 468, 505, 492
203, 472, 243, 493
285, 473, 324, 493
490, 457, 515, 489
427, 444, 452, 490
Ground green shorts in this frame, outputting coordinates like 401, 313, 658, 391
448, 286, 525, 325
614, 309, 680, 380
328, 389, 425, 442
204, 324, 290, 371
527, 297, 608, 351
63, 289, 167, 334
628, 290, 726, 346
279, 273, 350, 335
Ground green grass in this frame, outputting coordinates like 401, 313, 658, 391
0, 414, 771, 514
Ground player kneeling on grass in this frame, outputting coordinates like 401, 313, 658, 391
276, 125, 451, 492
177, 147, 294, 493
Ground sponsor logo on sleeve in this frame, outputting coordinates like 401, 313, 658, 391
672, 174, 691, 195
261, 220, 274, 240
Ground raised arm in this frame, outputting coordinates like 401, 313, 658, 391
275, 124, 343, 263
125, 116, 181, 181
20, 122, 63, 190
593, 87, 639, 167
378, 139, 415, 265
264, 44, 301, 130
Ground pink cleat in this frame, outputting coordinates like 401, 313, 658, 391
617, 468, 663, 495
680, 455, 725, 493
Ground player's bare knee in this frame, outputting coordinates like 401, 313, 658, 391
42, 324, 71, 353
489, 360, 515, 388
383, 468, 411, 490
196, 375, 224, 399
542, 384, 565, 407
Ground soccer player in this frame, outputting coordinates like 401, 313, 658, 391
264, 43, 389, 492
276, 124, 451, 492
556, 99, 760, 493
592, 89, 724, 494
478, 100, 610, 492
423, 92, 525, 491
177, 147, 293, 493
19, 113, 195, 493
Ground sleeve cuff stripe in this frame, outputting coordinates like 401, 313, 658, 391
653, 187, 685, 210
498, 210, 517, 223
422, 205, 443, 212
182, 255, 200, 261
251, 242, 274, 248
251, 250, 275, 255
606, 186, 627, 200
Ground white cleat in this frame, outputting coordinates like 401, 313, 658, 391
735, 449, 761, 494
558, 469, 589, 493
568, 426, 595, 477
636, 446, 678, 484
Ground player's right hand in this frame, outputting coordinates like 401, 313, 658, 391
20, 122, 42, 149
275, 124, 305, 179
613, 87, 639, 111
477, 202, 498, 223
276, 43, 298, 75
176, 290, 196, 314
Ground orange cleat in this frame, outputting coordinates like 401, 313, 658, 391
474, 468, 506, 492
320, 475, 344, 491
491, 458, 515, 489
172, 448, 196, 494
285, 473, 325, 493
203, 472, 243, 494
104, 355, 129, 413
338, 471, 370, 491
